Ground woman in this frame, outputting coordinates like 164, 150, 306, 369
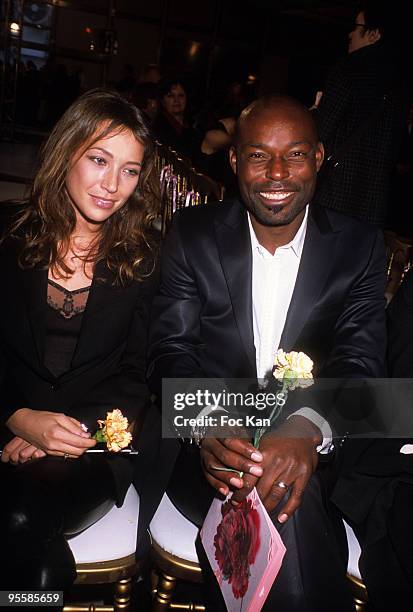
0, 89, 159, 592
152, 78, 202, 165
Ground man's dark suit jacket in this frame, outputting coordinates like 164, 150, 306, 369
0, 215, 159, 549
146, 198, 387, 524
149, 199, 386, 382
314, 42, 407, 226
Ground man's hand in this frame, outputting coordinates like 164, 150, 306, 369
200, 436, 263, 496
6, 408, 96, 458
232, 415, 321, 521
1, 436, 47, 464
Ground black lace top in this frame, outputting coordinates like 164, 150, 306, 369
44, 279, 91, 377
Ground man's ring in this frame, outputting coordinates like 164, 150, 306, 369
275, 481, 288, 490
63, 453, 69, 460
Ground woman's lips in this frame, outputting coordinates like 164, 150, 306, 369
90, 195, 116, 209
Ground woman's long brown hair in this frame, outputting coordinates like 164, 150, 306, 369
10, 89, 160, 285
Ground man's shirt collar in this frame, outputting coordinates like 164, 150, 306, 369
247, 204, 309, 258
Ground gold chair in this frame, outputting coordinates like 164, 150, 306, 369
63, 485, 140, 612
384, 231, 413, 303
149, 494, 204, 612
344, 521, 368, 612
155, 142, 224, 237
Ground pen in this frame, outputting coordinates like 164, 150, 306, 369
0, 448, 139, 456
85, 448, 139, 455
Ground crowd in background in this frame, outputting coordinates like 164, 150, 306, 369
2, 21, 411, 233
2, 0, 413, 236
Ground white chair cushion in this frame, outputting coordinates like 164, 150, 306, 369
67, 485, 139, 564
149, 494, 199, 563
344, 520, 362, 580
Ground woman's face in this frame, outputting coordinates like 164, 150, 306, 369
65, 127, 145, 228
162, 84, 187, 117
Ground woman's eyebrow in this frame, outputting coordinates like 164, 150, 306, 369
88, 146, 142, 166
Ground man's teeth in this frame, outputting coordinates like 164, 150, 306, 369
259, 191, 293, 200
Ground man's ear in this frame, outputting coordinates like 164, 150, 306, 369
367, 28, 381, 45
315, 142, 325, 172
229, 145, 237, 175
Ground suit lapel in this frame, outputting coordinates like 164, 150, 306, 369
21, 258, 128, 374
214, 200, 256, 374
280, 205, 340, 350
70, 260, 115, 369
20, 261, 113, 373
22, 265, 48, 365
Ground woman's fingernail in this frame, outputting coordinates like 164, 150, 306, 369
249, 466, 263, 476
81, 423, 88, 432
218, 487, 228, 496
251, 452, 263, 462
230, 477, 243, 488
278, 513, 288, 523
231, 500, 240, 506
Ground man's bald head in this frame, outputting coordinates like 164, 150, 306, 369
235, 94, 320, 146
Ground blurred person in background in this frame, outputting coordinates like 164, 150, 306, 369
313, 0, 408, 226
153, 77, 202, 165
200, 114, 238, 195
132, 82, 159, 125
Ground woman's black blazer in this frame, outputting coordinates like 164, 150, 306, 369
0, 206, 158, 504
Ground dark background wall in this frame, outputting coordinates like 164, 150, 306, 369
1, 0, 410, 135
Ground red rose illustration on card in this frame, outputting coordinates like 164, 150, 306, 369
214, 497, 261, 598
201, 488, 286, 612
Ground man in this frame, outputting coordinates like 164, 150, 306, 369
132, 82, 159, 124
333, 270, 413, 611
148, 95, 386, 611
313, 0, 407, 226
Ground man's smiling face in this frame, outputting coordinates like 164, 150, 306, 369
230, 101, 324, 229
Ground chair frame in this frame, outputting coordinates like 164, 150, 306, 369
384, 230, 413, 302
63, 554, 139, 612
346, 573, 368, 612
155, 142, 224, 238
150, 540, 204, 612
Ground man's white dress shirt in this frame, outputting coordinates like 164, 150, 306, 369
248, 206, 332, 452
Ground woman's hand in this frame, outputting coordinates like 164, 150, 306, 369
1, 436, 46, 464
6, 408, 96, 458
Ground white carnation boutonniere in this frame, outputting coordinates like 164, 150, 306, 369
254, 349, 314, 447
93, 409, 133, 452
273, 349, 314, 391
